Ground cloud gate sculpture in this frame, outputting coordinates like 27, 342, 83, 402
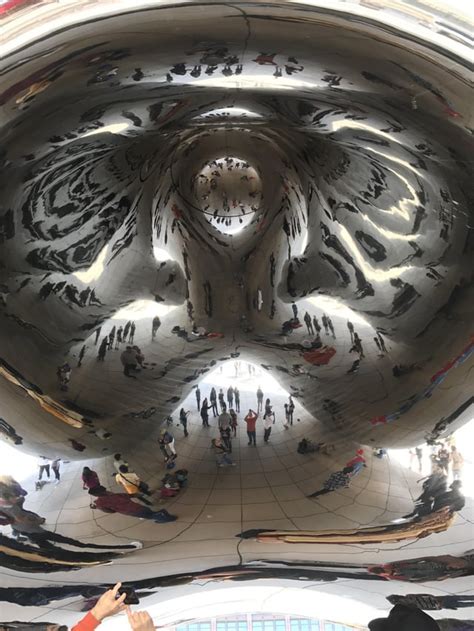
0, 0, 472, 628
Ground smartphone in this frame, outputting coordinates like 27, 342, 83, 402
119, 586, 140, 605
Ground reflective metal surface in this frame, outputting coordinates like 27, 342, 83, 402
0, 0, 472, 627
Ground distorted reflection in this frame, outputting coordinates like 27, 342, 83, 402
0, 0, 472, 628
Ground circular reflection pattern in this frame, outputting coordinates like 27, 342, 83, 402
0, 0, 472, 628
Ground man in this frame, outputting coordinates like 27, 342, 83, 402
51, 458, 61, 483
288, 396, 295, 425
218, 388, 225, 412
195, 386, 201, 410
327, 316, 335, 338
321, 314, 329, 335
256, 387, 264, 412
415, 446, 423, 473
115, 465, 151, 505
218, 407, 232, 452
244, 409, 258, 446
368, 603, 440, 631
129, 321, 136, 343
210, 387, 218, 417
451, 445, 464, 480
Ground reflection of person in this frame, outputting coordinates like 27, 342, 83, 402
200, 398, 212, 427
388, 593, 474, 610
72, 583, 157, 630
195, 386, 201, 410
51, 458, 61, 482
179, 407, 190, 437
368, 603, 439, 630
451, 445, 464, 479
82, 467, 101, 491
245, 409, 258, 446
37, 457, 50, 481
210, 387, 218, 416
256, 387, 264, 412
234, 387, 240, 412
212, 438, 235, 467
415, 446, 423, 472
151, 316, 161, 340
308, 467, 352, 497
115, 466, 151, 505
218, 408, 232, 452
89, 487, 176, 522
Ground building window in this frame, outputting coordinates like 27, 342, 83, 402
253, 620, 286, 631
177, 624, 211, 631
216, 621, 248, 631
290, 619, 320, 631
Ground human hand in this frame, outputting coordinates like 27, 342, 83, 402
91, 583, 127, 621
127, 607, 156, 630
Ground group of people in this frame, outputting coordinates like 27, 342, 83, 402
403, 466, 465, 520
81, 456, 176, 523
409, 443, 464, 480
37, 456, 61, 485
96, 321, 137, 362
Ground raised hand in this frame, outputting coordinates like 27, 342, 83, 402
91, 583, 127, 621
127, 607, 156, 630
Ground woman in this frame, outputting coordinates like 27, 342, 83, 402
82, 467, 100, 491
200, 398, 212, 427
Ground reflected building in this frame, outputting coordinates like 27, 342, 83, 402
0, 0, 472, 629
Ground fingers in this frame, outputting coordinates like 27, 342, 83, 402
111, 582, 122, 597
116, 591, 127, 607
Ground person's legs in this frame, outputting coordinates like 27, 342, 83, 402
264, 428, 270, 442
251, 431, 256, 445
308, 488, 330, 498
53, 467, 60, 481
152, 509, 177, 523
247, 431, 252, 445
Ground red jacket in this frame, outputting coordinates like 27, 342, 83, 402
72, 612, 100, 631
93, 491, 146, 516
244, 413, 258, 432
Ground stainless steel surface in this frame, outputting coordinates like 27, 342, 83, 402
0, 0, 472, 627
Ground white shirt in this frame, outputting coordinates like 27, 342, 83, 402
264, 416, 273, 429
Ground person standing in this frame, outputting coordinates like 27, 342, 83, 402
229, 408, 238, 436
97, 337, 108, 361
234, 387, 240, 412
115, 326, 123, 349
195, 386, 201, 410
179, 407, 190, 437
256, 387, 264, 412
437, 445, 450, 476
347, 320, 354, 342
51, 458, 61, 483
374, 336, 382, 352
200, 398, 212, 427
77, 345, 86, 367
451, 446, 464, 480
377, 332, 388, 353
152, 316, 161, 340
129, 322, 136, 344
108, 326, 116, 350
227, 386, 234, 409
415, 446, 423, 473
37, 457, 50, 481
303, 311, 314, 335
283, 404, 290, 429
263, 413, 274, 443
218, 388, 225, 412
291, 302, 298, 319
312, 315, 321, 334
327, 317, 335, 338
123, 321, 131, 342
321, 314, 329, 335
218, 407, 232, 452
288, 396, 295, 425
210, 387, 218, 417
244, 409, 258, 446
94, 327, 102, 345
